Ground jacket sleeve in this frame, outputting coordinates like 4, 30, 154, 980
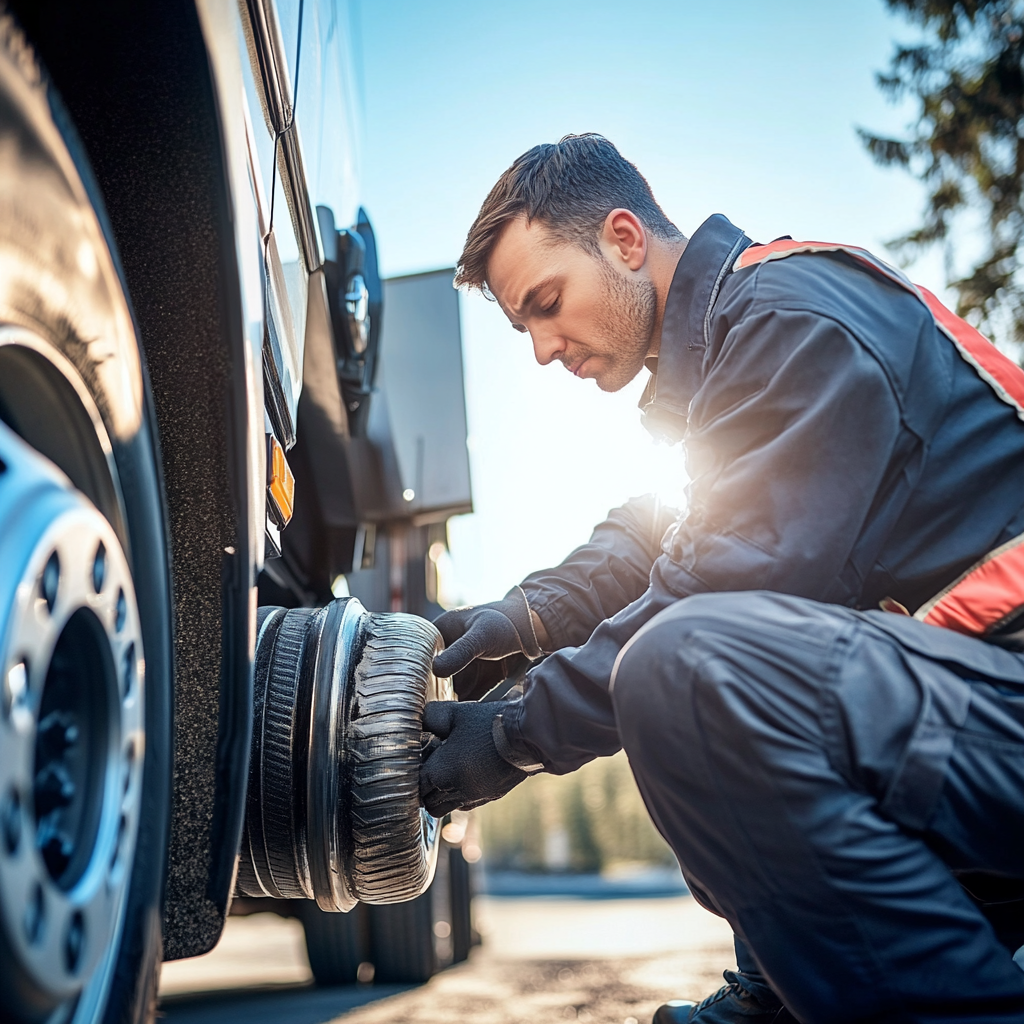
520, 494, 680, 650
504, 304, 905, 774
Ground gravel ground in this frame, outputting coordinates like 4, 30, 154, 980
159, 895, 736, 1024
331, 947, 735, 1024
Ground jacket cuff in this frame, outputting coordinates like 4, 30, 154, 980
492, 704, 545, 774
518, 584, 567, 652
504, 585, 545, 659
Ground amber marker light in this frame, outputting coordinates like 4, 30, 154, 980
267, 434, 295, 527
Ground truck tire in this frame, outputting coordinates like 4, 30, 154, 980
365, 841, 475, 985
299, 845, 473, 988
367, 891, 437, 985
345, 611, 448, 905
239, 600, 452, 911
299, 902, 368, 987
0, 15, 171, 1024
449, 845, 473, 965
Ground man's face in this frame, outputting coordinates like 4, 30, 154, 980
486, 216, 656, 393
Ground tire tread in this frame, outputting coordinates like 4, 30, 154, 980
259, 609, 313, 898
347, 614, 441, 905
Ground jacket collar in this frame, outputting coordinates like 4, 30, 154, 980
639, 214, 752, 443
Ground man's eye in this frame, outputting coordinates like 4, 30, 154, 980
540, 299, 560, 315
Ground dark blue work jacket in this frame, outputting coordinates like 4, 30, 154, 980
507, 214, 1024, 774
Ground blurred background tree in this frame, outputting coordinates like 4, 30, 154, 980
479, 752, 676, 874
861, 0, 1024, 344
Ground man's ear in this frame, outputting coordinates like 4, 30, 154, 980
601, 208, 647, 271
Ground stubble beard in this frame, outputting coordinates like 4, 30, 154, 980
592, 263, 657, 392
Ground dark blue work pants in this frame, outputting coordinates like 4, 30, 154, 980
612, 591, 1024, 1023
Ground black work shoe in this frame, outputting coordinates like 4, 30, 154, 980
652, 969, 797, 1023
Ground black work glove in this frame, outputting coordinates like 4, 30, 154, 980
419, 700, 542, 816
432, 586, 544, 701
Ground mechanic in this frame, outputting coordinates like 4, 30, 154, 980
418, 133, 1024, 1024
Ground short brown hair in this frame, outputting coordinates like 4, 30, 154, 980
455, 134, 683, 292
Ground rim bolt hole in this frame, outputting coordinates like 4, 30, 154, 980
2, 788, 22, 854
92, 542, 106, 593
115, 589, 126, 632
111, 814, 126, 870
41, 551, 60, 613
122, 643, 135, 699
123, 740, 135, 794
64, 910, 85, 974
24, 883, 44, 945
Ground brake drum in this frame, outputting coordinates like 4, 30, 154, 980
237, 598, 451, 911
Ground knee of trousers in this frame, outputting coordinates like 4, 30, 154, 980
610, 590, 841, 767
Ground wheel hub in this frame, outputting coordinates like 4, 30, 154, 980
0, 420, 144, 1010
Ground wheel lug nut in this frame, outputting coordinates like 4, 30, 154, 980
41, 551, 60, 613
64, 911, 85, 974
38, 712, 79, 757
2, 788, 22, 854
92, 541, 106, 593
40, 830, 74, 879
34, 764, 75, 815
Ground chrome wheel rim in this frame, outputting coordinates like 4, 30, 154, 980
0, 421, 144, 1010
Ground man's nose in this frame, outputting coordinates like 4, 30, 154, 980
531, 329, 565, 366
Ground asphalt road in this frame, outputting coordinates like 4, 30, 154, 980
158, 893, 735, 1024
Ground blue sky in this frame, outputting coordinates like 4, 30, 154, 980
354, 1, 940, 604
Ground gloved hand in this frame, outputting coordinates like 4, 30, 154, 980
419, 700, 541, 816
432, 586, 544, 701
